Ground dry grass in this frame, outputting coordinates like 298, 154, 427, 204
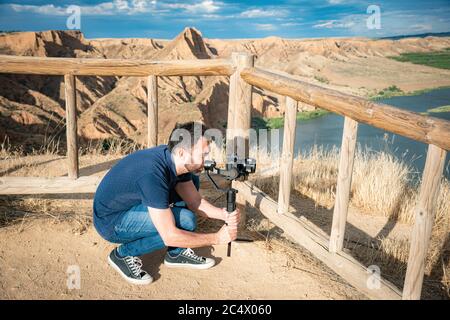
0, 136, 145, 178
247, 144, 449, 297
80, 137, 143, 157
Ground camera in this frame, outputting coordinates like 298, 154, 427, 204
204, 155, 256, 181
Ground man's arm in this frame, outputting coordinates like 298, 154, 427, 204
175, 180, 230, 221
148, 207, 237, 248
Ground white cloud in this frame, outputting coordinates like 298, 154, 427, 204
281, 22, 302, 27
85, 2, 116, 15
327, 0, 348, 4
114, 0, 129, 11
313, 19, 355, 29
9, 4, 67, 16
254, 23, 277, 31
410, 24, 433, 32
164, 1, 222, 14
6, 1, 159, 16
240, 8, 288, 18
312, 8, 450, 37
201, 14, 222, 19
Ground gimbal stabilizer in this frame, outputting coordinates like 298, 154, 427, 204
204, 155, 256, 257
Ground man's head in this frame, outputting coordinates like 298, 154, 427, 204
167, 122, 210, 174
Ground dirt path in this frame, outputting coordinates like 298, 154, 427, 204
0, 218, 364, 299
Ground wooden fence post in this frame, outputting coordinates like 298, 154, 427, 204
277, 96, 298, 214
147, 75, 158, 147
329, 116, 358, 252
402, 144, 447, 300
227, 52, 254, 158
64, 74, 78, 179
228, 52, 254, 229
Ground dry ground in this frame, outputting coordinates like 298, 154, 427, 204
0, 219, 364, 300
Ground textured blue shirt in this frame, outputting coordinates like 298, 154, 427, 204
93, 145, 192, 240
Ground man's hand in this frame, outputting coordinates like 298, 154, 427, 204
215, 209, 240, 244
221, 207, 240, 223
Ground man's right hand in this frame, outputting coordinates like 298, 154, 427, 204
216, 211, 238, 244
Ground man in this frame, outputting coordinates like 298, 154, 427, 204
93, 122, 239, 285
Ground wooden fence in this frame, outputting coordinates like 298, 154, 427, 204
1, 53, 449, 300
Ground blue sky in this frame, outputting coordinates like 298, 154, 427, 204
0, 0, 449, 39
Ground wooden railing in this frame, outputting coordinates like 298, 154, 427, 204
0, 54, 235, 179
238, 66, 449, 300
1, 53, 449, 300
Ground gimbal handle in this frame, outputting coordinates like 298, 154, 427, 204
204, 167, 237, 257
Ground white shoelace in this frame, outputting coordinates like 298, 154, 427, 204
124, 256, 144, 277
182, 248, 204, 262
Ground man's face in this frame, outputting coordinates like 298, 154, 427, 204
181, 137, 210, 174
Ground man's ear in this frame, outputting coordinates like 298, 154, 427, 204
176, 147, 184, 159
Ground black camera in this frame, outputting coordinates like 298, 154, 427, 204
204, 156, 256, 181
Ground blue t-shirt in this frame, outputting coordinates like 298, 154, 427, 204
93, 145, 192, 239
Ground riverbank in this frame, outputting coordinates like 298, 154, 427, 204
369, 85, 450, 101
389, 48, 450, 70
421, 105, 450, 116
252, 109, 330, 130
252, 86, 450, 130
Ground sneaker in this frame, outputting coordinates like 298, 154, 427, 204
164, 248, 215, 270
107, 248, 153, 285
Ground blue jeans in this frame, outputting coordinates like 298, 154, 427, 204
106, 174, 200, 258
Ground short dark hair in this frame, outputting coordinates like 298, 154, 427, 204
167, 121, 209, 152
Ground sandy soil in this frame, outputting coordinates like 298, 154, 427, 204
0, 218, 364, 300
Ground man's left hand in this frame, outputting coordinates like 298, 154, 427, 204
222, 208, 240, 225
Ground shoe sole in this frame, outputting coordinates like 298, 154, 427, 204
108, 256, 153, 285
164, 259, 215, 270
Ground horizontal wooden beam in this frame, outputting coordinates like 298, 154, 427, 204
0, 176, 102, 194
234, 180, 402, 300
0, 55, 234, 76
241, 67, 450, 151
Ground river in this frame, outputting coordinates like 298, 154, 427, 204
277, 87, 450, 180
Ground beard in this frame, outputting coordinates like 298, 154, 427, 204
184, 162, 204, 174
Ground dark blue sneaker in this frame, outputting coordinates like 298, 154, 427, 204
107, 248, 153, 285
164, 248, 215, 270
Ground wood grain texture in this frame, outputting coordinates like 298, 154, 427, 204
234, 180, 402, 300
226, 52, 254, 158
329, 117, 358, 253
403, 144, 447, 300
0, 176, 103, 194
64, 74, 79, 180
277, 96, 297, 214
240, 67, 450, 151
232, 53, 254, 159
0, 55, 234, 76
147, 75, 158, 147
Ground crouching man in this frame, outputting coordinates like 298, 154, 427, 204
93, 122, 239, 285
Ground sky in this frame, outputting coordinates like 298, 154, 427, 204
0, 0, 449, 39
